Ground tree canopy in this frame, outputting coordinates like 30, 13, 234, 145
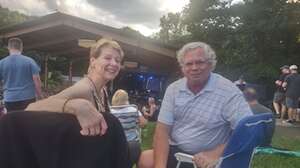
157, 0, 300, 98
0, 5, 30, 57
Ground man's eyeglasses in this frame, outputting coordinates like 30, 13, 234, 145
183, 59, 210, 68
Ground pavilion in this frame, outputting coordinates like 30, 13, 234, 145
0, 11, 178, 90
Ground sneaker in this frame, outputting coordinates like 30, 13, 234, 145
282, 120, 293, 126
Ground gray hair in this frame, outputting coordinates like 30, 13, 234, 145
177, 42, 217, 70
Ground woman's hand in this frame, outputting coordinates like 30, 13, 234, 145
65, 99, 108, 136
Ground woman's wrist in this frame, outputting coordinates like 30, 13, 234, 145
62, 99, 76, 114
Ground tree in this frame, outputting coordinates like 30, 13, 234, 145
156, 0, 300, 99
0, 5, 29, 28
120, 26, 144, 38
157, 12, 191, 47
0, 5, 30, 58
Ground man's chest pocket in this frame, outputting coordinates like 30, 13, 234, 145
174, 96, 190, 109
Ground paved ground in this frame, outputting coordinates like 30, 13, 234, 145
275, 119, 300, 139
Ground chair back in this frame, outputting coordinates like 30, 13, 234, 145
0, 111, 130, 168
217, 113, 274, 168
110, 104, 140, 142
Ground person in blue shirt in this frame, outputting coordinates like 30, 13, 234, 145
0, 37, 43, 112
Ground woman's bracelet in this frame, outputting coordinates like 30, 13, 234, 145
62, 98, 72, 113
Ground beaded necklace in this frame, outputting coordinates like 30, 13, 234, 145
86, 76, 106, 113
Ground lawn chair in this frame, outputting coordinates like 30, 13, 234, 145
110, 104, 141, 143
0, 111, 130, 168
175, 113, 274, 168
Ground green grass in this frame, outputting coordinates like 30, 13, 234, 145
141, 122, 156, 150
252, 131, 300, 168
140, 123, 300, 168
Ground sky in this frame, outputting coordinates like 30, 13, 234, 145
0, 0, 190, 36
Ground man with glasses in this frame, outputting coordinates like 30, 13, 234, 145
143, 42, 253, 168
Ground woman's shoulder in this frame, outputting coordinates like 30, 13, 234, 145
56, 79, 91, 99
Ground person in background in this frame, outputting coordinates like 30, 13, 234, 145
0, 37, 43, 112
111, 89, 147, 128
234, 75, 247, 91
282, 65, 300, 123
111, 89, 147, 167
273, 65, 290, 120
142, 97, 159, 122
243, 87, 272, 115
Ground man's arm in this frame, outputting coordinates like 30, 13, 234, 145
282, 75, 291, 89
275, 80, 282, 86
32, 74, 43, 100
153, 83, 175, 168
154, 122, 171, 168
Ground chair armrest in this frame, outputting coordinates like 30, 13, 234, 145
175, 152, 194, 163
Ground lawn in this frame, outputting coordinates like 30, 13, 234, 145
252, 127, 300, 168
141, 122, 300, 168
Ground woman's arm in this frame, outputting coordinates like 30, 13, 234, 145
26, 95, 68, 113
26, 97, 107, 136
26, 81, 107, 136
138, 116, 148, 128
26, 80, 90, 113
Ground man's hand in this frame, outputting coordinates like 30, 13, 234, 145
275, 80, 282, 86
193, 144, 225, 168
66, 99, 108, 136
138, 116, 148, 128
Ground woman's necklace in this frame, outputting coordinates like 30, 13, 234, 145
86, 76, 105, 113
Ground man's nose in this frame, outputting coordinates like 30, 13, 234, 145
191, 63, 199, 69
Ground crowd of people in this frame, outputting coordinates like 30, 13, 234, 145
273, 64, 300, 124
0, 37, 295, 168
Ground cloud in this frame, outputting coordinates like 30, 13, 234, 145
0, 0, 188, 36
86, 0, 163, 29
0, 0, 51, 16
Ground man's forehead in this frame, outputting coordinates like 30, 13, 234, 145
184, 47, 206, 58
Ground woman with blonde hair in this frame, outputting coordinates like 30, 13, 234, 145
111, 89, 147, 128
24, 38, 130, 167
111, 89, 147, 167
27, 38, 123, 135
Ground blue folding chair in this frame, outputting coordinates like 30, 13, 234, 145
175, 113, 274, 168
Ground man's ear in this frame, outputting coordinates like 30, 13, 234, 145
90, 57, 96, 64
208, 62, 214, 71
181, 65, 185, 74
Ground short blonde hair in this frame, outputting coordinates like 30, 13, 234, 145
112, 89, 129, 106
90, 38, 124, 59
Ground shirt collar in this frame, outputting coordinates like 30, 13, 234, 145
179, 73, 216, 94
9, 53, 21, 57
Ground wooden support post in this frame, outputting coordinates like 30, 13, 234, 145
44, 55, 49, 90
69, 59, 73, 84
